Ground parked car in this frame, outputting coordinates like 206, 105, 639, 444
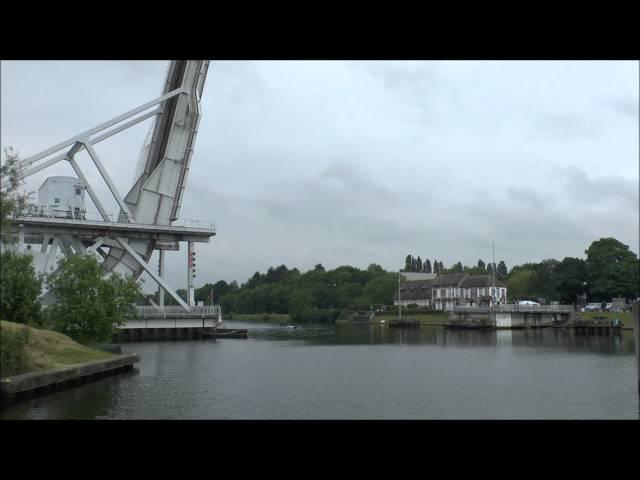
584, 303, 600, 312
518, 300, 540, 306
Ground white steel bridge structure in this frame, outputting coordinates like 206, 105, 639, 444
2, 60, 217, 318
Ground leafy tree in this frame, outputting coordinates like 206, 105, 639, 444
450, 261, 463, 273
506, 269, 535, 301
476, 259, 486, 272
0, 252, 42, 325
556, 257, 587, 304
487, 263, 493, 275
585, 238, 639, 301
289, 288, 314, 322
359, 273, 398, 306
404, 255, 412, 272
496, 261, 508, 281
416, 256, 423, 272
529, 259, 560, 302
46, 254, 139, 343
1, 147, 31, 239
367, 263, 384, 275
424, 259, 432, 273
269, 284, 290, 313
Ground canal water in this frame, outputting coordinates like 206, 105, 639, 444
2, 322, 638, 419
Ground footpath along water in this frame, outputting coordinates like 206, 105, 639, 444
1, 321, 638, 419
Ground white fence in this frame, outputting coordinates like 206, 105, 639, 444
453, 304, 574, 313
15, 209, 216, 231
136, 305, 221, 318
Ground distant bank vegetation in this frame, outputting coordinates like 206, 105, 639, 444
159, 237, 638, 322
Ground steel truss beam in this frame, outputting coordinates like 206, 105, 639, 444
116, 237, 189, 311
1, 88, 187, 189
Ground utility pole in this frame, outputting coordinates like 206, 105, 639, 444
492, 241, 496, 307
398, 272, 402, 320
158, 250, 165, 307
187, 241, 195, 307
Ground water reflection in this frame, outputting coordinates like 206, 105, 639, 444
1, 322, 637, 420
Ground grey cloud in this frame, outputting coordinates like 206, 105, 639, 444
555, 165, 639, 212
608, 96, 639, 119
534, 113, 599, 140
2, 61, 638, 287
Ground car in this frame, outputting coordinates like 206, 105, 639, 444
518, 300, 540, 305
584, 304, 600, 312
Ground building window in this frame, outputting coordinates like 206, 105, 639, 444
54, 198, 60, 204
75, 187, 82, 195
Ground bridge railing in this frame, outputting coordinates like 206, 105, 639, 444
453, 304, 574, 313
13, 210, 216, 232
136, 305, 221, 317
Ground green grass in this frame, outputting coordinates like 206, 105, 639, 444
575, 311, 632, 326
1, 320, 115, 377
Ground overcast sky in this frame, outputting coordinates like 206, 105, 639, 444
1, 61, 638, 291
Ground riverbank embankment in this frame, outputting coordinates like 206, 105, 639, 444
0, 320, 138, 404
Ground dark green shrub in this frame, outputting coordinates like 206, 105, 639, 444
46, 254, 139, 343
0, 323, 31, 377
0, 252, 42, 325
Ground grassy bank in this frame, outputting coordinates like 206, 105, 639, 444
0, 320, 115, 378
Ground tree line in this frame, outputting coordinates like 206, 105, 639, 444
402, 254, 509, 279
505, 238, 639, 304
159, 263, 398, 323
165, 237, 639, 319
403, 239, 639, 304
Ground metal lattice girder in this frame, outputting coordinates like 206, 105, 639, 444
115, 237, 189, 311
4, 60, 212, 313
1, 88, 187, 189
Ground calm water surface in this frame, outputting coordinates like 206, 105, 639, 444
2, 322, 638, 419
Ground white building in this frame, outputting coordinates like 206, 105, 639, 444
394, 273, 508, 311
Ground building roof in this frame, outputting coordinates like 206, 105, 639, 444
399, 272, 437, 281
393, 279, 434, 301
459, 275, 506, 288
431, 273, 467, 287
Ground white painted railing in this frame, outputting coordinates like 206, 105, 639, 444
453, 304, 574, 313
136, 305, 221, 317
13, 210, 216, 232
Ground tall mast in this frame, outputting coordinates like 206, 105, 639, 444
398, 272, 402, 320
492, 241, 496, 306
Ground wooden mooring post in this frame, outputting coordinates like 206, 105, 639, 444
633, 301, 639, 395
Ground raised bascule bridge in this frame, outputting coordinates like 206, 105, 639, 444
2, 60, 224, 333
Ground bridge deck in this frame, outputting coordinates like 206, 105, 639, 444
11, 216, 215, 243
